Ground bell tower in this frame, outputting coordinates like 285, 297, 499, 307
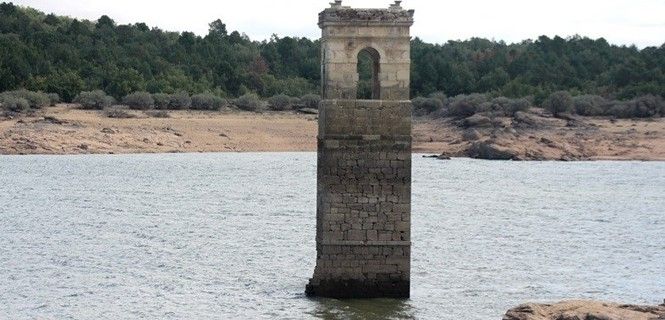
306, 1, 415, 298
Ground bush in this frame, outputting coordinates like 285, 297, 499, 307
123, 91, 154, 110
448, 93, 488, 118
104, 106, 136, 118
75, 90, 115, 110
47, 93, 60, 106
23, 90, 51, 109
0, 95, 30, 112
1, 90, 51, 109
153, 93, 171, 110
290, 96, 303, 107
632, 94, 664, 118
507, 98, 530, 115
429, 91, 447, 105
191, 93, 226, 110
412, 97, 443, 115
573, 94, 606, 116
543, 91, 573, 117
234, 93, 261, 111
607, 102, 634, 119
300, 94, 321, 109
489, 97, 511, 114
268, 94, 292, 111
168, 91, 191, 110
489, 97, 530, 116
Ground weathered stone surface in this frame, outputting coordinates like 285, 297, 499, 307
503, 300, 665, 320
308, 1, 414, 299
319, 1, 414, 101
462, 128, 482, 141
513, 111, 567, 128
461, 114, 492, 128
468, 140, 519, 160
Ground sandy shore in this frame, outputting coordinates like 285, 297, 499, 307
1, 104, 664, 160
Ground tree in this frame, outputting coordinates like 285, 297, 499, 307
0, 3, 663, 106
208, 19, 227, 39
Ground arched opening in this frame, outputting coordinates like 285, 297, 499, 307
357, 47, 380, 100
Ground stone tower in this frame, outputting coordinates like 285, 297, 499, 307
306, 1, 414, 298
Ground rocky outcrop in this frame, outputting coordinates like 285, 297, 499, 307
461, 114, 492, 128
504, 300, 665, 320
513, 111, 566, 128
467, 140, 519, 160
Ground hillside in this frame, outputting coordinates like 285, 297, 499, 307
1, 2, 664, 106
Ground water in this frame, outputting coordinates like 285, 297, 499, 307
0, 153, 664, 319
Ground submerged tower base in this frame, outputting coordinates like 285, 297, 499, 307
306, 276, 410, 299
307, 100, 412, 299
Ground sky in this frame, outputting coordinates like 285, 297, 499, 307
12, 0, 665, 48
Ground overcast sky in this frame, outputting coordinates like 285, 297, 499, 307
12, 0, 665, 48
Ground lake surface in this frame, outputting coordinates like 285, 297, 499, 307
1, 153, 664, 319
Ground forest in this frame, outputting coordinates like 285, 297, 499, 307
1, 2, 664, 110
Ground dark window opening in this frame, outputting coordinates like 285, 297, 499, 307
357, 48, 380, 100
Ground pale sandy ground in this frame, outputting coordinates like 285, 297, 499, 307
1, 104, 664, 160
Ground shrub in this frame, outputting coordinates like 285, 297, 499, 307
543, 91, 573, 117
123, 91, 154, 110
573, 95, 606, 116
268, 94, 292, 111
489, 97, 511, 114
168, 91, 191, 110
74, 90, 115, 110
0, 95, 30, 112
507, 98, 530, 115
448, 93, 488, 118
2, 90, 51, 109
290, 96, 303, 107
234, 93, 261, 111
47, 93, 60, 106
632, 94, 664, 118
300, 94, 321, 109
607, 102, 634, 119
191, 93, 227, 110
104, 106, 136, 118
489, 97, 530, 116
412, 97, 443, 115
429, 91, 447, 105
153, 93, 171, 110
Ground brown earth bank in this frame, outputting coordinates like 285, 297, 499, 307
1, 104, 664, 160
504, 300, 665, 320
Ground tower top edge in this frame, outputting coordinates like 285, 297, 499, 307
319, 1, 414, 26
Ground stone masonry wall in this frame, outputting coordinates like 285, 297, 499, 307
307, 100, 412, 298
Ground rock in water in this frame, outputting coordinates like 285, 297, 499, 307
503, 300, 665, 320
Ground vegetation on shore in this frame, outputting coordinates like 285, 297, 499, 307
1, 2, 664, 113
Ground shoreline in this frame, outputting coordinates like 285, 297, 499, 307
1, 104, 664, 160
